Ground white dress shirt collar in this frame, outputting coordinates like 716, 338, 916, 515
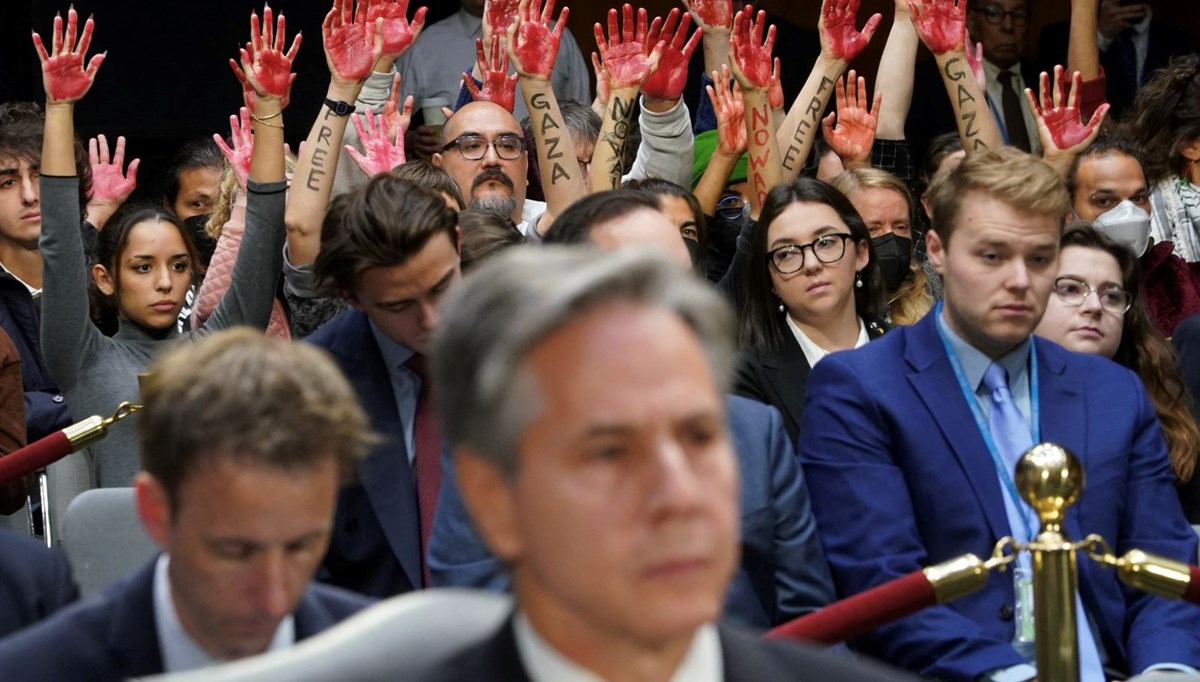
786, 315, 870, 368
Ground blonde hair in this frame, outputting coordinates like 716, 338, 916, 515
832, 168, 934, 326
204, 153, 299, 240
927, 147, 1069, 244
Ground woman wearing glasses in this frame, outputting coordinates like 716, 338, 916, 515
735, 178, 888, 444
1035, 224, 1200, 520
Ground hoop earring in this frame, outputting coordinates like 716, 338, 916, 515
855, 271, 863, 289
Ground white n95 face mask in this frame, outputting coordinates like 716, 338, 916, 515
1091, 200, 1151, 256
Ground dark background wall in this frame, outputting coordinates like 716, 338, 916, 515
2, 1, 1197, 203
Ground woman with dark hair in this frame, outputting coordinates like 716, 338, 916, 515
622, 177, 713, 278
1035, 223, 1200, 521
735, 177, 888, 443
1121, 54, 1200, 262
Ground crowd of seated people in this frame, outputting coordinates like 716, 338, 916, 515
0, 0, 1198, 679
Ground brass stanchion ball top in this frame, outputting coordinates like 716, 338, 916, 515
1014, 443, 1084, 522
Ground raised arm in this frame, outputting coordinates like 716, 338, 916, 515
1025, 66, 1108, 178
507, 0, 585, 228
345, 96, 413, 177
729, 8, 780, 216
822, 71, 882, 171
34, 8, 107, 388
284, 0, 383, 268
908, 0, 1002, 153
84, 134, 138, 229
875, 0, 918, 139
778, 0, 881, 182
694, 66, 748, 216
684, 0, 733, 88
589, 4, 665, 192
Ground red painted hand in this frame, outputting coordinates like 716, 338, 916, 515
591, 51, 612, 110
821, 70, 882, 165
683, 0, 733, 32
643, 8, 701, 101
908, 0, 966, 55
507, 0, 568, 80
484, 0, 522, 44
346, 109, 407, 175
964, 27, 986, 92
768, 57, 784, 111
382, 73, 415, 139
323, 0, 383, 83
1026, 66, 1109, 154
33, 8, 106, 103
367, 0, 427, 58
465, 37, 519, 112
706, 66, 748, 157
213, 108, 254, 188
594, 5, 664, 91
88, 134, 138, 204
729, 8, 776, 90
820, 0, 882, 63
234, 5, 302, 103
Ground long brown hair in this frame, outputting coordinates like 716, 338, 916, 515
1063, 224, 1199, 482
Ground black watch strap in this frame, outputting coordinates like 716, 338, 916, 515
325, 99, 354, 116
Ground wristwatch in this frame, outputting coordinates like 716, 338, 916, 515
325, 99, 354, 116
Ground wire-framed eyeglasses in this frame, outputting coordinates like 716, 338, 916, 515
969, 5, 1030, 26
1053, 276, 1132, 315
767, 233, 853, 274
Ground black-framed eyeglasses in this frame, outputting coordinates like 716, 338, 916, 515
441, 133, 525, 160
970, 5, 1030, 27
767, 233, 853, 274
1053, 277, 1132, 315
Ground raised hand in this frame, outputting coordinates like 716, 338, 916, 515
213, 108, 255, 188
88, 134, 138, 207
594, 4, 665, 91
1025, 66, 1108, 155
768, 57, 784, 111
706, 66, 748, 157
908, 0, 966, 55
683, 0, 733, 32
465, 36, 519, 112
820, 0, 882, 64
821, 70, 882, 167
507, 0, 568, 80
346, 109, 408, 176
367, 0, 427, 58
642, 8, 701, 101
232, 4, 302, 104
484, 0, 522, 45
382, 73, 414, 139
729, 8, 776, 90
591, 51, 612, 112
964, 27, 986, 92
32, 8, 105, 103
323, 0, 384, 83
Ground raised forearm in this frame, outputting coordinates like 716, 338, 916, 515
591, 86, 640, 192
694, 152, 740, 216
744, 89, 782, 215
522, 78, 585, 225
777, 56, 844, 181
876, 12, 918, 139
1068, 0, 1102, 80
934, 51, 1002, 153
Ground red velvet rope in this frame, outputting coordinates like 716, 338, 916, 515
767, 569, 938, 645
0, 432, 73, 486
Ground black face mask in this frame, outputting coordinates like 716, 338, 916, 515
871, 233, 912, 292
683, 236, 706, 276
182, 214, 218, 270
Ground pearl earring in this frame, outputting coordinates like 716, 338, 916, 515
855, 272, 863, 289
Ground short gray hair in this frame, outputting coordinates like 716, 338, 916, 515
432, 246, 735, 475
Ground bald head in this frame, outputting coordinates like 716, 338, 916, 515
433, 102, 529, 222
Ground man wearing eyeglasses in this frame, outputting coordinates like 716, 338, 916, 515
799, 148, 1200, 681
433, 101, 535, 231
964, 0, 1041, 154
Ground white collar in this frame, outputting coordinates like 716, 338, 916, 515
786, 315, 870, 368
512, 613, 723, 682
152, 554, 295, 673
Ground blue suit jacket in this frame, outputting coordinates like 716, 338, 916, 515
308, 309, 423, 597
0, 558, 372, 681
427, 394, 836, 629
799, 312, 1200, 680
0, 530, 78, 639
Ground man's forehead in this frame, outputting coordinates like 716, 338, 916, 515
1078, 153, 1145, 185
445, 104, 521, 139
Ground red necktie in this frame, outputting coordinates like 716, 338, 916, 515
406, 354, 442, 588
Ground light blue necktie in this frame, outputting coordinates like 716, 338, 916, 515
982, 363, 1105, 682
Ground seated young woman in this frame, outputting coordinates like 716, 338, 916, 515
735, 177, 888, 444
1035, 223, 1200, 522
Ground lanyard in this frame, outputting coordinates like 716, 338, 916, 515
934, 302, 1040, 543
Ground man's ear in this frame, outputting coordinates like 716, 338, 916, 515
455, 446, 522, 563
431, 152, 445, 169
926, 229, 946, 276
92, 264, 115, 296
134, 472, 170, 548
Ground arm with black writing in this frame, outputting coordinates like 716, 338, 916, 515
729, 8, 780, 218
909, 0, 1002, 153
777, 0, 881, 182
589, 5, 665, 193
507, 0, 585, 230
285, 0, 382, 268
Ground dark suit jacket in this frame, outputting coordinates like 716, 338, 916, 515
0, 530, 77, 639
426, 395, 837, 629
421, 616, 918, 682
799, 312, 1200, 680
0, 558, 371, 681
308, 309, 423, 597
